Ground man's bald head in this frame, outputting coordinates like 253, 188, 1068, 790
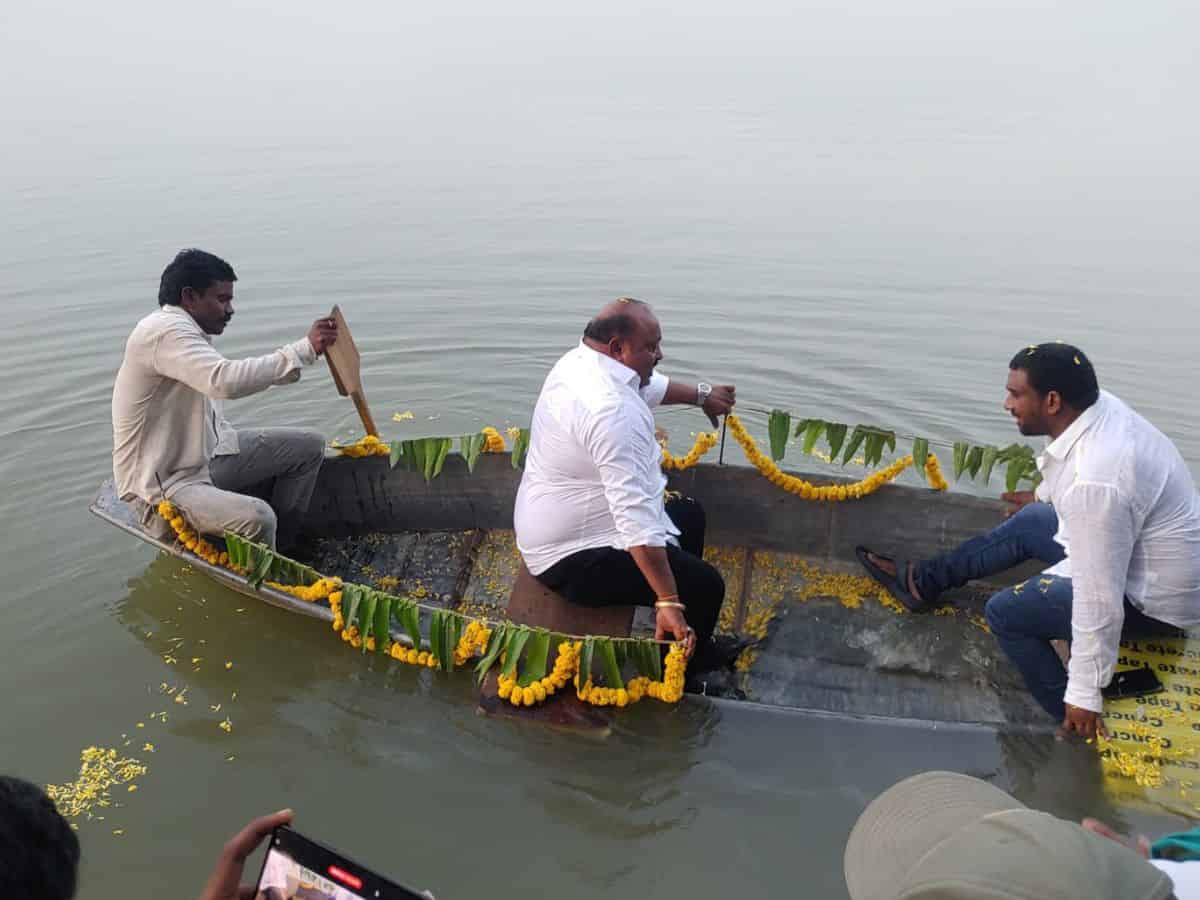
583, 297, 655, 344
582, 297, 663, 386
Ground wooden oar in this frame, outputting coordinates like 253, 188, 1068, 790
324, 305, 379, 436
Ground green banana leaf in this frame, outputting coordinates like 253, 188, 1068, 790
247, 548, 276, 589
965, 445, 984, 480
393, 599, 422, 652
863, 433, 883, 468
578, 638, 595, 686
518, 631, 551, 687
911, 437, 929, 483
613, 640, 628, 670
344, 584, 363, 635
953, 442, 969, 480
373, 594, 391, 655
361, 593, 378, 654
842, 426, 867, 466
767, 410, 791, 462
500, 627, 532, 679
440, 613, 462, 671
510, 429, 531, 469
825, 423, 848, 462
389, 440, 407, 469
980, 445, 1000, 485
460, 433, 487, 473
634, 641, 662, 680
475, 624, 509, 683
800, 419, 826, 456
596, 639, 624, 690
429, 610, 445, 667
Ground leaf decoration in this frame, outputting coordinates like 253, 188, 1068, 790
578, 638, 595, 686
426, 437, 452, 482
394, 599, 422, 652
373, 593, 391, 655
863, 433, 883, 468
361, 592, 378, 654
247, 547, 276, 589
800, 419, 826, 456
979, 446, 1000, 485
793, 418, 814, 438
1005, 455, 1039, 492
965, 445, 984, 480
475, 623, 509, 684
767, 410, 791, 462
825, 423, 848, 462
344, 584, 364, 635
596, 639, 624, 690
429, 609, 445, 667
460, 433, 486, 473
911, 437, 929, 483
510, 429, 532, 469
518, 631, 551, 687
389, 440, 408, 469
842, 426, 867, 466
440, 614, 462, 672
501, 627, 532, 679
634, 641, 662, 680
953, 442, 970, 481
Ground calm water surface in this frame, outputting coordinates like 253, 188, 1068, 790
3, 2, 1199, 897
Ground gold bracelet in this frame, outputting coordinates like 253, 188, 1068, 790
655, 600, 686, 610
656, 593, 679, 603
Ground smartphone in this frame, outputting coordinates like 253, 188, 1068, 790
1102, 666, 1164, 701
253, 826, 429, 900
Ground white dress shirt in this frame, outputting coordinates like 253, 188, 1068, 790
112, 305, 316, 504
515, 341, 675, 575
1035, 390, 1200, 712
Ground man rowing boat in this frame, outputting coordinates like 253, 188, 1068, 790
514, 297, 744, 673
111, 249, 336, 550
857, 343, 1200, 737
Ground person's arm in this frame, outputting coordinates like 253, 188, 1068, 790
1060, 482, 1136, 735
154, 319, 335, 401
198, 809, 293, 900
582, 404, 695, 652
658, 379, 736, 428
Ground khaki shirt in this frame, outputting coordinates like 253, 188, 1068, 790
112, 305, 316, 503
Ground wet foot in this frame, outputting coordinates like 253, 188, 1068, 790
864, 552, 925, 606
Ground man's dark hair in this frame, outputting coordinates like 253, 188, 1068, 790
158, 249, 237, 306
1009, 342, 1100, 411
583, 297, 647, 343
0, 776, 80, 900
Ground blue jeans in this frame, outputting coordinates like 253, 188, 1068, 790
915, 502, 1179, 720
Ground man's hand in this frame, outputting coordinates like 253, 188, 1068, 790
198, 809, 293, 900
1060, 704, 1107, 740
655, 606, 697, 658
1001, 490, 1036, 519
702, 384, 736, 428
307, 317, 338, 355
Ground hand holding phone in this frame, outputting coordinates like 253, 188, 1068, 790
199, 809, 294, 900
255, 825, 430, 900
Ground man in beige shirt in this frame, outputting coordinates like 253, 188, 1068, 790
112, 249, 337, 550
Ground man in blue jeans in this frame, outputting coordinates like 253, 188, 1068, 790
858, 343, 1200, 738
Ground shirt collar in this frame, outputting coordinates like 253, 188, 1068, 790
1042, 391, 1107, 462
161, 303, 212, 343
579, 340, 640, 390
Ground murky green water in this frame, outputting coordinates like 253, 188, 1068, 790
4, 2, 1200, 896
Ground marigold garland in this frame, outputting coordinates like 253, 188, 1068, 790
331, 434, 390, 458
660, 431, 719, 471
157, 502, 687, 708
725, 414, 948, 501
481, 427, 507, 452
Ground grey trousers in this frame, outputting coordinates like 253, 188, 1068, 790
144, 428, 325, 549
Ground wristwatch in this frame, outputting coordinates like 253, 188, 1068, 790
696, 382, 712, 407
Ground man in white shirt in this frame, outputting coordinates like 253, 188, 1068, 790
514, 298, 739, 670
857, 343, 1200, 737
112, 249, 337, 550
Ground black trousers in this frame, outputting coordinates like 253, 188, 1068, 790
534, 497, 725, 647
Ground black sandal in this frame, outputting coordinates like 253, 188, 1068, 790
854, 546, 933, 613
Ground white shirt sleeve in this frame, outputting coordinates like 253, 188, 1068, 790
639, 372, 669, 408
581, 400, 669, 549
1060, 481, 1137, 713
153, 323, 315, 400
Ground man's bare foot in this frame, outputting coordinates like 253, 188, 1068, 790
864, 552, 925, 605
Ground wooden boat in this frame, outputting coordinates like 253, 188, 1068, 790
92, 451, 1051, 724
92, 450, 1200, 817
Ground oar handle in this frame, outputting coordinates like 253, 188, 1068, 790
351, 390, 379, 437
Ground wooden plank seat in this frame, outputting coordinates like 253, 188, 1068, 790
477, 562, 634, 734
505, 562, 635, 637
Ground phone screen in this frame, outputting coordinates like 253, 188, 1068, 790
254, 827, 428, 900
